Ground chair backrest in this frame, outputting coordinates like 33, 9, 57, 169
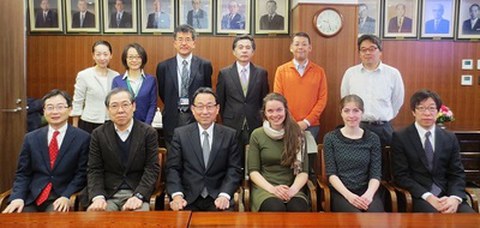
245, 144, 250, 180
156, 147, 167, 191
317, 144, 326, 183
382, 146, 393, 182
454, 131, 480, 186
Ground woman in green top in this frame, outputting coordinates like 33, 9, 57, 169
248, 93, 309, 212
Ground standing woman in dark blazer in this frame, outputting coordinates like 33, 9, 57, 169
112, 43, 157, 124
71, 40, 119, 133
323, 94, 384, 212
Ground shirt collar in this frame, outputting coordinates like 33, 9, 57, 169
198, 122, 214, 136
122, 70, 146, 80
176, 54, 193, 66
48, 123, 68, 135
361, 61, 383, 72
293, 59, 308, 69
236, 61, 250, 72
414, 122, 436, 138
114, 119, 134, 134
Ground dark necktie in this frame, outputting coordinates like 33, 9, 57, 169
181, 60, 189, 98
116, 13, 121, 27
201, 131, 210, 198
36, 130, 60, 205
425, 131, 442, 196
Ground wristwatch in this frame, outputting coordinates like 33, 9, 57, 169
134, 192, 145, 201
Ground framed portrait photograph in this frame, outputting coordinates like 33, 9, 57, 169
358, 0, 381, 37
29, 0, 63, 32
458, 0, 480, 39
421, 0, 455, 38
216, 0, 250, 35
104, 0, 138, 33
179, 0, 213, 33
66, 0, 100, 33
141, 0, 174, 33
255, 0, 289, 35
383, 0, 419, 38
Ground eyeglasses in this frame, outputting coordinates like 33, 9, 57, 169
109, 102, 132, 111
126, 55, 141, 61
415, 106, 438, 113
44, 104, 69, 112
359, 46, 378, 54
193, 104, 217, 111
175, 38, 194, 43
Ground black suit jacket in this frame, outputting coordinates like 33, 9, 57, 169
109, 11, 132, 28
156, 56, 212, 142
259, 14, 284, 30
35, 10, 58, 28
391, 124, 467, 199
388, 16, 413, 33
72, 11, 95, 28
87, 120, 160, 201
462, 19, 480, 34
10, 125, 90, 205
166, 123, 242, 203
216, 63, 269, 134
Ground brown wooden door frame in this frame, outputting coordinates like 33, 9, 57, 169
0, 1, 26, 192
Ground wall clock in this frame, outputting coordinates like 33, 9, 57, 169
313, 8, 343, 37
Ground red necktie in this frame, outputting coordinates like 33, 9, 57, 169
36, 131, 59, 206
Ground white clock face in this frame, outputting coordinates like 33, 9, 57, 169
316, 9, 342, 36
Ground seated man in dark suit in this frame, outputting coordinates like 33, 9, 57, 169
259, 0, 284, 30
109, 0, 132, 28
2, 89, 90, 213
87, 88, 160, 211
216, 34, 269, 167
392, 89, 475, 213
72, 0, 95, 28
35, 0, 58, 28
166, 87, 242, 211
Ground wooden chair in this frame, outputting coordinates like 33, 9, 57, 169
149, 147, 167, 211
385, 146, 479, 212
317, 144, 399, 212
243, 145, 317, 212
0, 189, 80, 212
381, 146, 412, 212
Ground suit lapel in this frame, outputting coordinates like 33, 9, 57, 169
53, 125, 75, 171
189, 56, 199, 88
246, 64, 258, 99
168, 58, 179, 93
229, 64, 245, 99
125, 121, 141, 171
407, 125, 431, 171
188, 124, 206, 169
207, 125, 222, 171
37, 127, 51, 171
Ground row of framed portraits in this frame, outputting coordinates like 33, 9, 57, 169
29, 0, 290, 35
359, 0, 480, 39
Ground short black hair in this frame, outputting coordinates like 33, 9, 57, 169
105, 87, 135, 107
409, 89, 442, 112
357, 34, 382, 51
91, 40, 112, 54
232, 34, 256, 50
470, 3, 480, 11
174, 24, 197, 41
121, 43, 148, 70
42, 89, 72, 108
192, 87, 218, 104
292, 32, 311, 44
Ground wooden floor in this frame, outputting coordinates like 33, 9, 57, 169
1, 211, 480, 227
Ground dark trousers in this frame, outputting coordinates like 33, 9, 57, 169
185, 196, 234, 211
259, 197, 309, 212
331, 188, 384, 212
360, 122, 393, 146
22, 193, 59, 212
413, 197, 475, 213
78, 119, 103, 134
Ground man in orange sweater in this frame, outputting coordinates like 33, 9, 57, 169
274, 32, 328, 177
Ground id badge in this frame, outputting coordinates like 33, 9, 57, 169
179, 98, 189, 106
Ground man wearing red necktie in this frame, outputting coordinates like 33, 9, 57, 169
2, 89, 90, 213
